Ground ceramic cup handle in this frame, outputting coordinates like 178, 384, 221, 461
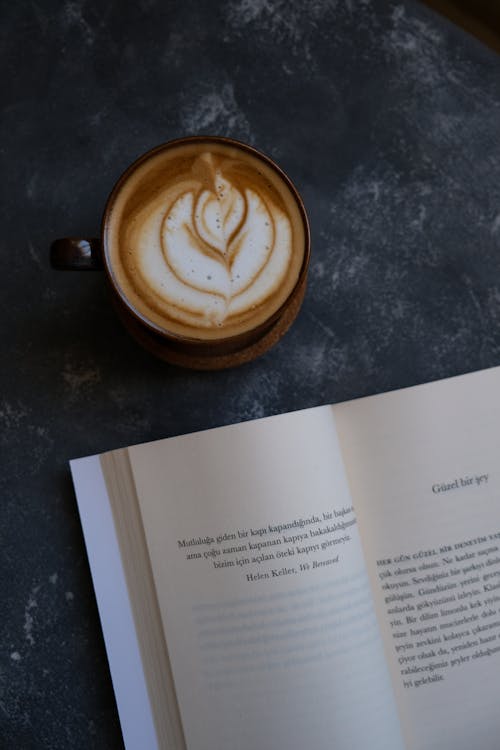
50, 238, 103, 270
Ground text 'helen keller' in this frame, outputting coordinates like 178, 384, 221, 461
176, 506, 356, 583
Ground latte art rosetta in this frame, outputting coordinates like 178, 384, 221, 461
134, 155, 291, 329
109, 142, 306, 340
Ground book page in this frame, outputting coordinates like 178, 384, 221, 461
334, 367, 500, 750
70, 456, 159, 750
128, 406, 404, 750
99, 449, 186, 750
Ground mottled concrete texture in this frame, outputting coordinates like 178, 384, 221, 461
1, 0, 500, 747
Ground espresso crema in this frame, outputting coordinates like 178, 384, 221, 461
106, 140, 306, 340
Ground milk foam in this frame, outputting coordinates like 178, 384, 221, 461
107, 142, 306, 340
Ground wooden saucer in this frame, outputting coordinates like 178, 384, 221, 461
113, 274, 307, 370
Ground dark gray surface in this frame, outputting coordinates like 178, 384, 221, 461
2, 0, 500, 747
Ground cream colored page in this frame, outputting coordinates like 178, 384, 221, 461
334, 367, 500, 750
128, 407, 404, 750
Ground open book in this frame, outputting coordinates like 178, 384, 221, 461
71, 367, 500, 750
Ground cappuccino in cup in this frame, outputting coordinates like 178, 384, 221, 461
52, 137, 310, 368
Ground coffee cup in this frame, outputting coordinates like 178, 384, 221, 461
51, 136, 310, 369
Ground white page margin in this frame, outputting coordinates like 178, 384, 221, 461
70, 455, 158, 750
